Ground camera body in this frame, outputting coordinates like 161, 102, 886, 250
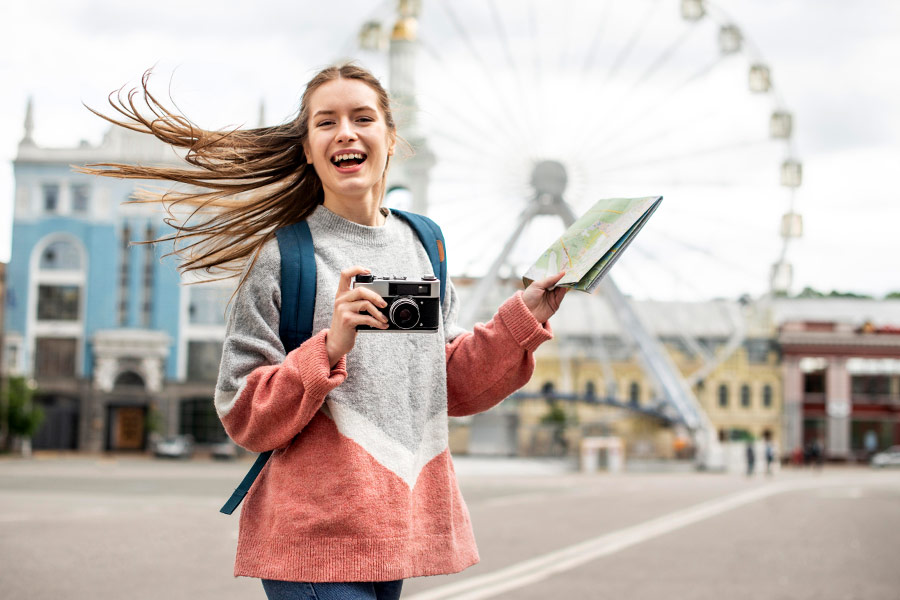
352, 274, 440, 333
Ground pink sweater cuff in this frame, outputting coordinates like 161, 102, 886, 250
292, 330, 348, 394
497, 291, 554, 353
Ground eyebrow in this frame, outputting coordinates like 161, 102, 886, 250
312, 106, 377, 119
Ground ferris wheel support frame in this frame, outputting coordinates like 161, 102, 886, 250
458, 188, 724, 470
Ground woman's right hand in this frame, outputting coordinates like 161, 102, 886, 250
325, 266, 389, 367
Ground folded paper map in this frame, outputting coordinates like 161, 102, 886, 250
523, 196, 662, 293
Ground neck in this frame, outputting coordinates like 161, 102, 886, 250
323, 191, 385, 227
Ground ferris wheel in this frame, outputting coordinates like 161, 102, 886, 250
344, 0, 802, 459
349, 0, 802, 306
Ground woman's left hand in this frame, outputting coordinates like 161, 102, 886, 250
522, 271, 569, 324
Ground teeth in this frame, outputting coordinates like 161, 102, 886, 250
332, 153, 365, 163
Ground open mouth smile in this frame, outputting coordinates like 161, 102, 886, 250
330, 152, 368, 171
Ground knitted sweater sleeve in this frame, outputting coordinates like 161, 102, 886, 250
445, 290, 553, 417
213, 241, 347, 452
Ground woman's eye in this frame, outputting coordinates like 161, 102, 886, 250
316, 120, 334, 127
357, 116, 374, 123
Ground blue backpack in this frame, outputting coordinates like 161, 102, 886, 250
220, 209, 447, 515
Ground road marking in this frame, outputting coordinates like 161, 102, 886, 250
406, 478, 855, 600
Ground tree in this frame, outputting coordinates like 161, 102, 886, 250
1, 376, 44, 455
796, 286, 826, 298
795, 287, 873, 299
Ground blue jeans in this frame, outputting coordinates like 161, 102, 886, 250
261, 579, 403, 600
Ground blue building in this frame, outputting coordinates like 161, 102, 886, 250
4, 103, 231, 452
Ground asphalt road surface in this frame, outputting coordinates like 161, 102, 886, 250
1, 454, 898, 600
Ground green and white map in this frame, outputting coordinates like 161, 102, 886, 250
523, 196, 662, 293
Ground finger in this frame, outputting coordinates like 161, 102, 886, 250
337, 266, 371, 295
343, 286, 388, 307
349, 313, 390, 330
343, 299, 389, 323
534, 270, 567, 290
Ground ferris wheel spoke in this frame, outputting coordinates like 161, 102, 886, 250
592, 178, 768, 188
628, 19, 702, 94
487, 0, 544, 154
590, 100, 731, 165
576, 17, 704, 158
581, 0, 615, 75
652, 232, 772, 278
431, 151, 529, 185
418, 43, 526, 151
592, 138, 771, 175
579, 54, 729, 157
434, 0, 536, 154
425, 118, 512, 161
602, 0, 664, 85
662, 205, 775, 237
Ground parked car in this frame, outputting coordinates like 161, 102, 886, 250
154, 435, 195, 459
871, 446, 900, 468
210, 439, 247, 460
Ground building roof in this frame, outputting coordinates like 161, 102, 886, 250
455, 278, 900, 340
16, 125, 183, 166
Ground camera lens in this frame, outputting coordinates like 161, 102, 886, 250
389, 297, 420, 329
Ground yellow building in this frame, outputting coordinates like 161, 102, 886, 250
451, 284, 783, 460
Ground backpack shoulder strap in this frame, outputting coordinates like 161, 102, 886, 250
390, 209, 447, 304
274, 220, 317, 353
220, 220, 316, 516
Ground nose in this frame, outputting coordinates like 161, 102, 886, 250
335, 117, 358, 143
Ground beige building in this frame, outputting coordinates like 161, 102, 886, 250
451, 282, 786, 460
451, 284, 900, 464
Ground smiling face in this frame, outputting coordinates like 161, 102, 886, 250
303, 78, 395, 216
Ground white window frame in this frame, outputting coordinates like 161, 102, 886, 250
27, 234, 87, 377
176, 273, 232, 382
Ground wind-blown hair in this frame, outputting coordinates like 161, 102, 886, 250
79, 63, 397, 283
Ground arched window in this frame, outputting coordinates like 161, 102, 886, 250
114, 371, 145, 389
763, 384, 773, 408
39, 240, 83, 270
718, 384, 729, 408
541, 381, 556, 396
629, 381, 640, 406
585, 381, 596, 402
740, 384, 751, 408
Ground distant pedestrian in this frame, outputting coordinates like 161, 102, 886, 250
763, 431, 775, 476
864, 429, 878, 460
765, 440, 775, 475
812, 438, 825, 469
746, 440, 755, 476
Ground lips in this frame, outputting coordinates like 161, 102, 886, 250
330, 151, 368, 170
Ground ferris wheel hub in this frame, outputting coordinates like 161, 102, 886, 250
531, 160, 568, 201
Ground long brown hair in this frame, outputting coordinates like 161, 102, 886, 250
79, 63, 397, 283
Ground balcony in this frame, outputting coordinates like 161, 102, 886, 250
852, 394, 900, 407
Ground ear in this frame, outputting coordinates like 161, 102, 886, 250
387, 134, 396, 157
303, 141, 312, 164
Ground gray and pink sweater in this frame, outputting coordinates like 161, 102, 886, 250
214, 205, 553, 582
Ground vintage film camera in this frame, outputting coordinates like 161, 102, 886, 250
352, 274, 440, 333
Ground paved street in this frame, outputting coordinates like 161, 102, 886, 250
1, 454, 898, 600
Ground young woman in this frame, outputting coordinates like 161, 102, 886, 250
85, 63, 567, 600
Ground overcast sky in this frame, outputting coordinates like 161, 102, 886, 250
2, 0, 898, 301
